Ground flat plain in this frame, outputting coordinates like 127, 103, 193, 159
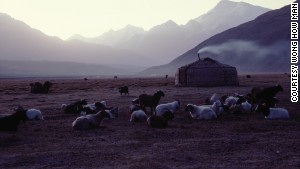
0, 74, 299, 169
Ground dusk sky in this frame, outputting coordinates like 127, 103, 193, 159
0, 0, 295, 39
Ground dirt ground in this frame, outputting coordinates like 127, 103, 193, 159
0, 74, 299, 169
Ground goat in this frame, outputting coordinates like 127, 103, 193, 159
119, 86, 129, 95
139, 90, 165, 115
0, 110, 27, 131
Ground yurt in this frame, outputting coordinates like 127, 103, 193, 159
175, 57, 239, 87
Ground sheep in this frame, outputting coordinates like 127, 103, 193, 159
155, 100, 180, 117
30, 81, 53, 94
147, 111, 174, 129
106, 107, 119, 118
83, 101, 108, 115
139, 90, 165, 115
63, 99, 88, 114
241, 101, 252, 113
251, 85, 283, 108
0, 110, 27, 131
72, 110, 111, 130
185, 104, 217, 120
15, 106, 44, 120
130, 110, 148, 122
119, 86, 129, 95
255, 104, 289, 119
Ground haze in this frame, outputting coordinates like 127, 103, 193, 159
0, 0, 294, 40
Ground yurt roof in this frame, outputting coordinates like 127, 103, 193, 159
180, 57, 235, 69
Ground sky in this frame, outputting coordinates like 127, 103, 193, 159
0, 0, 295, 40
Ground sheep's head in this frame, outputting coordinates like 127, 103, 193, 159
185, 104, 195, 112
80, 99, 88, 105
15, 106, 28, 122
108, 107, 119, 118
131, 98, 139, 105
155, 90, 165, 97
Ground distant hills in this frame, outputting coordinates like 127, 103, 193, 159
139, 3, 292, 76
69, 0, 270, 64
0, 13, 155, 77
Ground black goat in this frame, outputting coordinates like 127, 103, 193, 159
30, 81, 53, 94
63, 100, 88, 114
0, 110, 27, 132
251, 85, 283, 108
139, 90, 165, 115
119, 86, 129, 95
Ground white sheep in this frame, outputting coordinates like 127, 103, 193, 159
26, 109, 44, 120
185, 104, 217, 120
224, 96, 239, 107
156, 100, 180, 116
72, 110, 110, 130
130, 110, 148, 122
241, 101, 252, 113
15, 106, 44, 120
256, 104, 289, 119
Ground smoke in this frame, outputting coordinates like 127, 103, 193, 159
197, 40, 291, 72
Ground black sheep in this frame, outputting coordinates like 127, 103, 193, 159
252, 85, 283, 108
119, 86, 129, 95
139, 90, 165, 115
0, 110, 27, 132
63, 100, 88, 114
147, 111, 174, 129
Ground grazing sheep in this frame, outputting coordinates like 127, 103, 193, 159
30, 81, 53, 94
147, 111, 174, 129
0, 110, 27, 131
130, 110, 148, 122
256, 104, 289, 119
139, 90, 165, 115
156, 100, 180, 116
15, 106, 44, 120
72, 110, 111, 130
185, 104, 217, 120
119, 86, 129, 95
63, 99, 88, 114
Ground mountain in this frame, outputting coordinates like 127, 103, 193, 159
0, 60, 144, 77
70, 0, 270, 64
0, 13, 156, 77
139, 3, 292, 76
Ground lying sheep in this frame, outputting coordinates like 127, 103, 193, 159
185, 104, 217, 120
147, 111, 174, 129
139, 90, 165, 114
15, 106, 44, 120
30, 81, 53, 94
119, 86, 129, 95
83, 101, 108, 115
72, 110, 111, 130
255, 104, 289, 119
129, 98, 142, 113
156, 100, 180, 116
63, 99, 88, 114
130, 110, 148, 122
0, 110, 27, 131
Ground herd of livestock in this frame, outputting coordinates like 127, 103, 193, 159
0, 80, 290, 132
